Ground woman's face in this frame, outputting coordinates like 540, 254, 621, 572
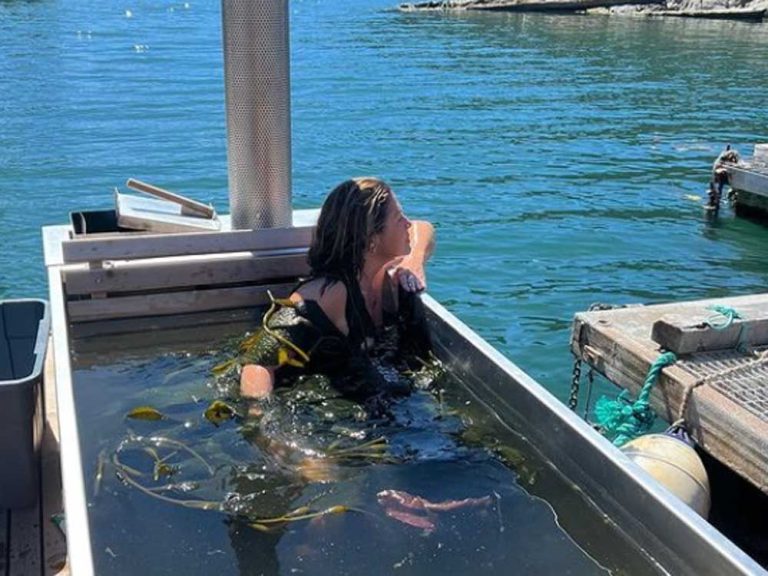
374, 193, 411, 259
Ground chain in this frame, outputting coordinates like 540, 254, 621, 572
583, 366, 595, 421
568, 357, 582, 411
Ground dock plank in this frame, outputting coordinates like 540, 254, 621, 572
66, 281, 294, 322
572, 293, 768, 494
42, 346, 68, 576
8, 505, 41, 576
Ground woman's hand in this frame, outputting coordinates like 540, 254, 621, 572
393, 265, 425, 293
392, 220, 434, 293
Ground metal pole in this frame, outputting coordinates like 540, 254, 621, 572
221, 0, 292, 229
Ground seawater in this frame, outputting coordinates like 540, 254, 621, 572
2, 0, 768, 401
71, 318, 661, 575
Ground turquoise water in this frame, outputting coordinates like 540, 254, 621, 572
3, 0, 768, 402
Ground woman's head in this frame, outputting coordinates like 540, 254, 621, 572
308, 177, 410, 279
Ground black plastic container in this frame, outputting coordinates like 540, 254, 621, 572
0, 299, 50, 508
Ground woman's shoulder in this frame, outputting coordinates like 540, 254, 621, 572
293, 276, 349, 335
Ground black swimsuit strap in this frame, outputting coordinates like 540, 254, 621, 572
342, 275, 377, 350
292, 273, 375, 352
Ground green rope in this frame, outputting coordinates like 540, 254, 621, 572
595, 351, 678, 447
705, 304, 749, 352
704, 304, 743, 330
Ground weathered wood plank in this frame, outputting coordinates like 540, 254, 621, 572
651, 310, 768, 355
8, 505, 41, 576
42, 346, 68, 576
62, 251, 309, 296
69, 308, 261, 340
67, 283, 294, 323
61, 225, 314, 264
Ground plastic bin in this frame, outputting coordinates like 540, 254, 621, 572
0, 299, 50, 508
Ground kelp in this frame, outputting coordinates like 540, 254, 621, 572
126, 406, 165, 421
111, 439, 355, 527
106, 327, 469, 535
203, 399, 238, 426
211, 292, 311, 377
325, 436, 394, 463
93, 448, 108, 497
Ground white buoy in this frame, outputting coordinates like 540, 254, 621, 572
621, 433, 711, 518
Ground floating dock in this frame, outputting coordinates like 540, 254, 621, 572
571, 293, 768, 495
728, 152, 768, 219
1, 344, 69, 576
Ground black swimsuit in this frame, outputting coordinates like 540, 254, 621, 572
249, 274, 430, 400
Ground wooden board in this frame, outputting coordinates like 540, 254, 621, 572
66, 282, 294, 323
61, 225, 313, 264
62, 251, 309, 297
651, 305, 768, 354
571, 293, 768, 494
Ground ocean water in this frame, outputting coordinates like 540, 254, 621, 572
2, 0, 768, 402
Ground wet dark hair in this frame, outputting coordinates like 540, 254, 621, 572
308, 177, 391, 282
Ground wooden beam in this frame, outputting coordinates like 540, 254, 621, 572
62, 251, 309, 297
61, 225, 313, 264
42, 345, 68, 576
66, 282, 294, 323
651, 308, 768, 355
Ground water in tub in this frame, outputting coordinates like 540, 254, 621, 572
71, 316, 660, 576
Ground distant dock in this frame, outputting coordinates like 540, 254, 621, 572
727, 146, 768, 220
571, 294, 768, 495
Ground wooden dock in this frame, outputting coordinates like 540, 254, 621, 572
1, 344, 68, 576
728, 160, 768, 219
571, 293, 768, 495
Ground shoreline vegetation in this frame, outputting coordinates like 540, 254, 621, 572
399, 0, 768, 19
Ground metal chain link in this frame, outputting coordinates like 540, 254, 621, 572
583, 366, 595, 421
568, 357, 582, 411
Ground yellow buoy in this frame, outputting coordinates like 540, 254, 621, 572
621, 433, 710, 518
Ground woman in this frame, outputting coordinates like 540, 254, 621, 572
240, 177, 435, 401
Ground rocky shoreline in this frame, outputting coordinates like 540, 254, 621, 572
399, 0, 768, 17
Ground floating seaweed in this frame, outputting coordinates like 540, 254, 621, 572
126, 406, 165, 421
211, 292, 311, 377
204, 399, 238, 426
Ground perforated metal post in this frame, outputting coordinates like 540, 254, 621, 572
222, 0, 292, 229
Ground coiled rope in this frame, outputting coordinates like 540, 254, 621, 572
595, 351, 678, 447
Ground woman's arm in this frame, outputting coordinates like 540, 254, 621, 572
395, 220, 435, 291
241, 365, 276, 399
240, 281, 350, 400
